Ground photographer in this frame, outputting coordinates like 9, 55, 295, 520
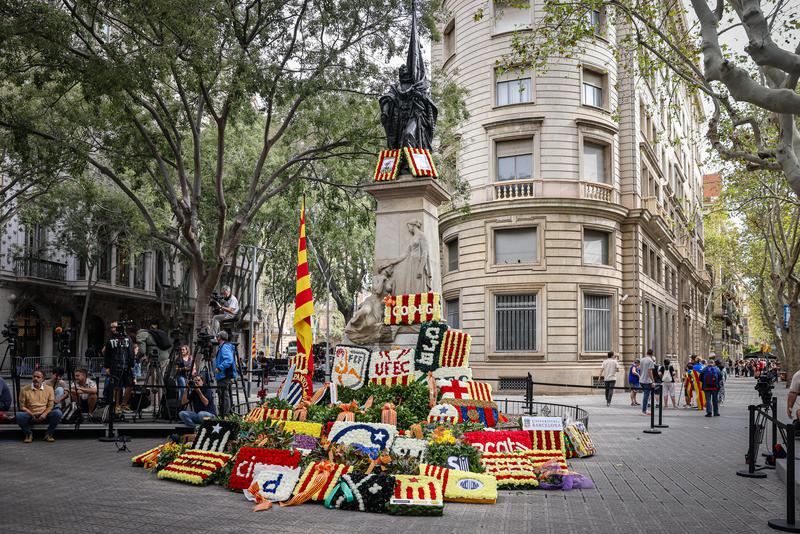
102, 321, 134, 414
211, 285, 240, 335
214, 331, 237, 415
178, 374, 216, 430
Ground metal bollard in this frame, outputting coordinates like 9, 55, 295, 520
643, 384, 661, 435
768, 422, 800, 532
655, 384, 669, 429
737, 405, 767, 478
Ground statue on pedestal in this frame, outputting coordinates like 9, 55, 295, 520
379, 0, 438, 151
343, 265, 395, 345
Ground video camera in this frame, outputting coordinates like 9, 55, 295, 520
209, 292, 225, 311
1, 320, 18, 340
113, 319, 135, 337
755, 374, 774, 406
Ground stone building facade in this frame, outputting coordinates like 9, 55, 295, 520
433, 0, 710, 389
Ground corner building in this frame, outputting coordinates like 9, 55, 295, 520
434, 1, 710, 390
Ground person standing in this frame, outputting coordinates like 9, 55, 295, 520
639, 349, 656, 415
683, 361, 695, 408
628, 359, 641, 406
661, 359, 677, 408
214, 331, 237, 415
0, 375, 11, 411
700, 360, 722, 417
787, 368, 800, 420
600, 351, 620, 406
102, 321, 135, 414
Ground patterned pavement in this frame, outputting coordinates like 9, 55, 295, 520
0, 377, 791, 533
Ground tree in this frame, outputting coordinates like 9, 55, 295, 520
723, 169, 800, 374
479, 0, 800, 194
19, 175, 149, 354
0, 0, 434, 334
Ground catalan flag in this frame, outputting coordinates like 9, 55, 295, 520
293, 197, 314, 398
691, 370, 706, 411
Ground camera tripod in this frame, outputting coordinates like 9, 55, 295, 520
0, 333, 20, 414
55, 335, 82, 428
191, 336, 251, 416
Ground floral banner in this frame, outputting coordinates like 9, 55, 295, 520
390, 436, 428, 462
293, 462, 351, 502
191, 420, 238, 453
387, 475, 444, 516
383, 293, 441, 325
373, 149, 402, 181
331, 345, 370, 390
432, 366, 473, 381
228, 448, 302, 490
419, 463, 497, 504
414, 321, 447, 375
368, 348, 415, 386
403, 147, 438, 178
463, 430, 533, 453
157, 450, 232, 485
328, 421, 398, 452
479, 451, 539, 489
244, 465, 302, 503
438, 330, 471, 367
325, 473, 396, 513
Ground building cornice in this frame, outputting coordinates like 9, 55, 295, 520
482, 116, 545, 132
440, 198, 629, 231
575, 118, 618, 136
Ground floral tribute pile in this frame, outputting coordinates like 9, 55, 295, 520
132, 297, 596, 515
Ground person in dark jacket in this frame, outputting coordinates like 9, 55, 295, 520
700, 360, 722, 417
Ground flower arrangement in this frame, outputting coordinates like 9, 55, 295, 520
479, 451, 539, 489
329, 421, 398, 452
419, 463, 497, 504
292, 461, 351, 502
391, 436, 428, 462
462, 430, 533, 453
387, 475, 444, 516
337, 381, 431, 430
331, 345, 371, 390
536, 459, 594, 491
281, 420, 323, 438
383, 292, 441, 326
191, 420, 238, 452
325, 473, 396, 513
429, 427, 456, 445
438, 329, 471, 367
424, 441, 484, 474
414, 321, 448, 375
132, 445, 164, 469
368, 348, 415, 386
157, 450, 232, 485
154, 442, 188, 472
432, 366, 473, 381
244, 465, 302, 504
227, 447, 302, 490
563, 422, 596, 457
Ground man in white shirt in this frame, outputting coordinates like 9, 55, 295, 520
211, 285, 240, 335
600, 351, 620, 407
639, 349, 656, 415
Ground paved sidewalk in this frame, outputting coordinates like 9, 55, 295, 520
0, 378, 790, 533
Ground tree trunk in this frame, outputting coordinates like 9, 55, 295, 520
786, 301, 800, 377
77, 264, 96, 361
192, 265, 222, 338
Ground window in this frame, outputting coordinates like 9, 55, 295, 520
642, 243, 649, 274
494, 227, 537, 264
583, 141, 607, 183
496, 293, 537, 351
446, 297, 460, 328
584, 293, 611, 352
494, 0, 530, 33
496, 69, 532, 106
25, 224, 48, 258
116, 244, 130, 286
586, 9, 602, 30
443, 19, 455, 59
656, 256, 662, 285
496, 139, 533, 181
583, 229, 610, 265
446, 237, 459, 272
582, 69, 604, 107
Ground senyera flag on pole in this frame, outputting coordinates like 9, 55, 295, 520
292, 197, 315, 399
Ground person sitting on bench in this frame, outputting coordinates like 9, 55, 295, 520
178, 374, 216, 430
17, 370, 62, 443
0, 376, 11, 411
69, 368, 98, 414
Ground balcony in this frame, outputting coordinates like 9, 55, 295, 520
13, 256, 67, 282
494, 180, 535, 200
582, 181, 613, 202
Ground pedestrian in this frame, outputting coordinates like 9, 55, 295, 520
628, 359, 640, 406
661, 358, 677, 408
639, 349, 656, 415
683, 361, 695, 408
786, 367, 800, 420
700, 360, 722, 417
600, 351, 620, 407
717, 358, 727, 404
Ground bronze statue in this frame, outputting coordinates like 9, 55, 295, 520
379, 0, 438, 151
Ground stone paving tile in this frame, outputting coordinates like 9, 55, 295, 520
0, 378, 793, 533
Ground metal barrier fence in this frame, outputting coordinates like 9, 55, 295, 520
14, 356, 81, 377
737, 398, 800, 532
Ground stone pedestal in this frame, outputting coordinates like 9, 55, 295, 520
362, 175, 450, 295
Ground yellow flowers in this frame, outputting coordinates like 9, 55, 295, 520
429, 427, 456, 445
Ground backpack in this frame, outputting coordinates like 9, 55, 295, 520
702, 368, 719, 390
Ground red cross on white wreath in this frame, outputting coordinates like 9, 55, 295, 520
440, 379, 470, 399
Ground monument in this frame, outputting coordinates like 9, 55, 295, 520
344, 0, 449, 347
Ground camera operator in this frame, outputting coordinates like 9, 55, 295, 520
178, 374, 217, 430
102, 321, 134, 414
211, 285, 240, 335
787, 369, 800, 420
214, 331, 237, 415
